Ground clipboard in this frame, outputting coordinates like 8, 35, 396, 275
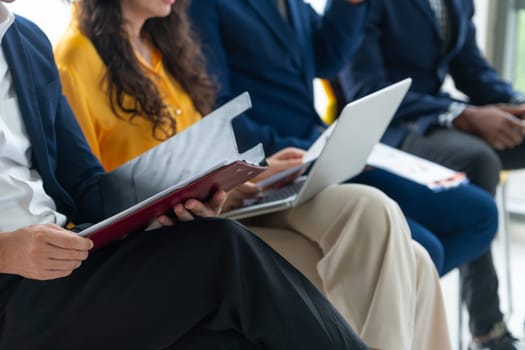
78, 92, 267, 249
79, 160, 266, 249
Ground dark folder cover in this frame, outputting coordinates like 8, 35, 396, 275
79, 161, 266, 249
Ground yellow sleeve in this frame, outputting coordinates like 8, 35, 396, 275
54, 26, 112, 168
58, 65, 103, 162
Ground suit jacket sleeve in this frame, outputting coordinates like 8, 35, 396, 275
190, 0, 367, 155
448, 4, 518, 104
338, 0, 452, 132
53, 87, 107, 224
7, 16, 107, 225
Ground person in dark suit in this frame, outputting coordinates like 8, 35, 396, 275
188, 0, 510, 349
0, 1, 372, 349
336, 0, 523, 348
192, 0, 368, 154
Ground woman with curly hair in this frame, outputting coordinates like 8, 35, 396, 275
57, 0, 215, 171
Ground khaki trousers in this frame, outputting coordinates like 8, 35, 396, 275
244, 184, 451, 350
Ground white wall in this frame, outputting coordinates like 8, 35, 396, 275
6, 0, 71, 45
305, 0, 326, 13
474, 0, 491, 53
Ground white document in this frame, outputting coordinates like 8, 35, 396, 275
367, 143, 468, 191
255, 122, 337, 189
303, 121, 337, 163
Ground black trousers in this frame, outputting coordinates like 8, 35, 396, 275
401, 127, 525, 336
0, 218, 367, 350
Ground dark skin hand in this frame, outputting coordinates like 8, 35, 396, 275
453, 105, 525, 150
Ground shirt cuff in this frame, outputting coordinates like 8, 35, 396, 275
510, 93, 525, 105
437, 102, 466, 128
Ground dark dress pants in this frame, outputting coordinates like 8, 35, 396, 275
351, 167, 497, 275
0, 218, 367, 350
400, 127, 525, 336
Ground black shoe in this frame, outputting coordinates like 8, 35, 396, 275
468, 332, 520, 350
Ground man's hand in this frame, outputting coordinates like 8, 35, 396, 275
157, 190, 227, 225
453, 105, 525, 150
497, 103, 525, 119
0, 224, 93, 280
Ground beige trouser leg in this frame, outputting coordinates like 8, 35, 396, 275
245, 184, 451, 350
412, 242, 452, 350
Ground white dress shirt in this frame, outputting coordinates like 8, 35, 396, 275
275, 0, 289, 21
0, 3, 67, 232
428, 0, 450, 47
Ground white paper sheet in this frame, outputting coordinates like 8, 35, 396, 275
367, 143, 468, 191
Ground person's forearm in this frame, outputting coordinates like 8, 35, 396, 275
0, 233, 12, 274
452, 105, 477, 131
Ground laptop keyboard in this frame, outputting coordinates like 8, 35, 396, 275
246, 179, 306, 206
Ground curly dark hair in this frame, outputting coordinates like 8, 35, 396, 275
74, 0, 217, 140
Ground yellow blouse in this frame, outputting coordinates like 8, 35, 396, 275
54, 22, 201, 172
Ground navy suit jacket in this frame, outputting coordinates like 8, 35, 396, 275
189, 0, 368, 155
337, 0, 521, 147
2, 16, 106, 225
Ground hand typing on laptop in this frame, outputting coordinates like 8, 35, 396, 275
252, 147, 306, 187
222, 148, 307, 212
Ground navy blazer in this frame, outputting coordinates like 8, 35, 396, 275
2, 16, 106, 225
189, 0, 368, 155
337, 0, 521, 147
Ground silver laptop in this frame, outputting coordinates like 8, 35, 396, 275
221, 78, 412, 220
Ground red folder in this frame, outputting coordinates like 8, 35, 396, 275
79, 161, 266, 249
